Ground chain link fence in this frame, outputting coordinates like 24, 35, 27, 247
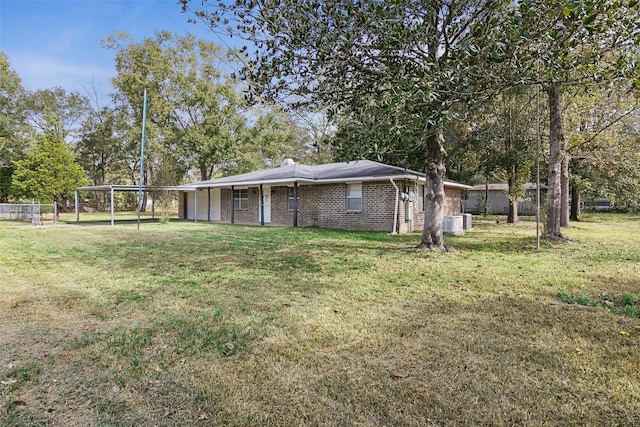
0, 202, 57, 226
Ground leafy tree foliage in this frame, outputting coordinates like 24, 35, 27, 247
564, 83, 640, 215
76, 106, 127, 209
23, 87, 90, 143
0, 52, 29, 202
447, 87, 538, 222
104, 31, 307, 188
11, 127, 86, 204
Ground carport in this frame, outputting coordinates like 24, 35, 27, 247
74, 185, 188, 226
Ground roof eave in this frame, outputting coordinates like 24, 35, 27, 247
184, 174, 470, 189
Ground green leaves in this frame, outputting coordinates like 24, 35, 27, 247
11, 130, 86, 203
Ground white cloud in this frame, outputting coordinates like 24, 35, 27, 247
7, 50, 114, 99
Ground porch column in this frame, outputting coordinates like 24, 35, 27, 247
260, 184, 264, 226
194, 189, 198, 222
293, 181, 298, 227
230, 186, 235, 224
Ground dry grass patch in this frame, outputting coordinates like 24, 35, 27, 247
1, 214, 639, 426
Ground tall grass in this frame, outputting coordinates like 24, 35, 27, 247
1, 214, 639, 426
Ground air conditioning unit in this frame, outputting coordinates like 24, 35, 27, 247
461, 213, 473, 230
443, 215, 464, 235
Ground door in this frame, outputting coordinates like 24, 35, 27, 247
209, 188, 221, 221
259, 187, 271, 223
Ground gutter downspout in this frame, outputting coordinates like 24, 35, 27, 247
293, 181, 298, 227
260, 184, 264, 226
390, 178, 399, 234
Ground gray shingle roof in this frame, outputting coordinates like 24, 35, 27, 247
181, 160, 470, 189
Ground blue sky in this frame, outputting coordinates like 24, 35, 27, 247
0, 0, 231, 104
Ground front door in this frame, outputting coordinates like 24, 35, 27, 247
259, 187, 271, 223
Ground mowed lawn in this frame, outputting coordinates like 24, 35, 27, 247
1, 214, 639, 426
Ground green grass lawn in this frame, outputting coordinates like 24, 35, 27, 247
1, 214, 639, 426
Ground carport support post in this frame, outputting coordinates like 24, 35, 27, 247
194, 189, 198, 222
230, 186, 235, 224
74, 190, 79, 222
293, 181, 298, 227
207, 187, 211, 222
260, 184, 264, 226
110, 187, 115, 226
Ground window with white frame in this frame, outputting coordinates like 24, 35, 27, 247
416, 184, 425, 212
288, 187, 299, 211
233, 189, 249, 210
346, 183, 362, 211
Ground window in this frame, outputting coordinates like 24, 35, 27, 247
288, 187, 299, 211
346, 183, 362, 211
416, 184, 425, 212
233, 189, 248, 210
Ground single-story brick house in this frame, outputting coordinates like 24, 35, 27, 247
177, 159, 471, 234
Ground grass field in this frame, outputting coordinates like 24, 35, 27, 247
1, 213, 639, 426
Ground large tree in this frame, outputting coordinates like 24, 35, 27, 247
183, 0, 518, 249
103, 31, 251, 183
105, 30, 321, 186
0, 52, 30, 202
11, 126, 86, 205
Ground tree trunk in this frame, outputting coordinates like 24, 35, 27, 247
200, 165, 209, 181
560, 139, 570, 227
570, 185, 581, 221
546, 83, 564, 239
417, 126, 447, 250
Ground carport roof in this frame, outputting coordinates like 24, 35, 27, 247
75, 184, 185, 192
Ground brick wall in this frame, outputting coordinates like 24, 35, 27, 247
408, 186, 463, 232
294, 182, 397, 232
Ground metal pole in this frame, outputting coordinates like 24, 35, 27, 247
207, 188, 211, 222
75, 190, 79, 222
53, 201, 57, 227
137, 89, 148, 231
536, 53, 541, 249
110, 187, 115, 227
195, 189, 198, 222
